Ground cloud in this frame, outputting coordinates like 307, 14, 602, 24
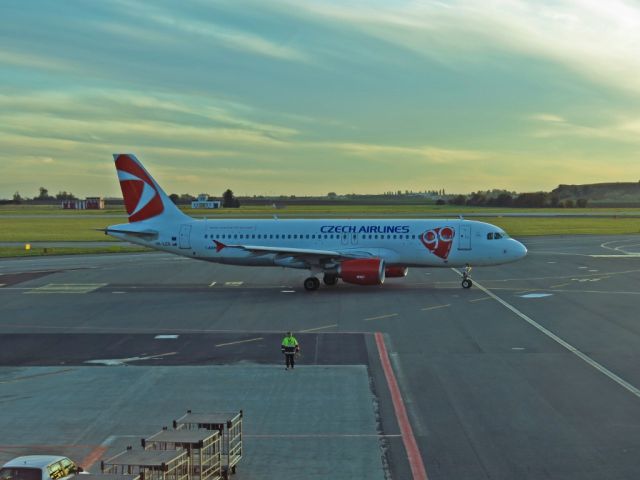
0, 50, 78, 73
112, 0, 310, 63
277, 0, 640, 96
315, 142, 487, 164
529, 111, 640, 144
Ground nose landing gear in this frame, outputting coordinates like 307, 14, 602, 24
461, 264, 473, 289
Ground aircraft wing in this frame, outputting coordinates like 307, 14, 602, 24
213, 240, 376, 266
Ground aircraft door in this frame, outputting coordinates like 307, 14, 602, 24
341, 233, 349, 245
351, 233, 358, 245
458, 224, 471, 250
179, 224, 192, 249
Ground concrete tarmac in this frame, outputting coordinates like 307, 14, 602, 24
1, 234, 640, 479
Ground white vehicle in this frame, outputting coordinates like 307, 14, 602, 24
0, 456, 83, 480
106, 154, 527, 291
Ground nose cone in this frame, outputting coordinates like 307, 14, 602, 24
515, 240, 528, 259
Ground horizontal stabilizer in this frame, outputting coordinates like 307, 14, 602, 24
100, 228, 159, 239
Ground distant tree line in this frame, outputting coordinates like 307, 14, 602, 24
0, 187, 79, 205
168, 189, 240, 208
446, 190, 588, 208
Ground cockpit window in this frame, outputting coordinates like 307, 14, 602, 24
487, 232, 494, 240
494, 232, 503, 239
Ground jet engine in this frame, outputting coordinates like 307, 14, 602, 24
339, 258, 385, 285
385, 266, 408, 278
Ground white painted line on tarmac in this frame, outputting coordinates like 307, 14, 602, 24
245, 433, 403, 438
26, 283, 107, 294
421, 304, 450, 311
452, 269, 640, 400
300, 324, 338, 332
281, 290, 296, 293
225, 281, 244, 286
112, 291, 126, 294
469, 297, 491, 303
85, 352, 177, 366
209, 281, 217, 287
519, 293, 553, 298
215, 337, 264, 347
155, 335, 179, 339
363, 313, 398, 322
590, 254, 640, 258
0, 284, 5, 287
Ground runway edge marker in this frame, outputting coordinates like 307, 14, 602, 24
375, 332, 428, 480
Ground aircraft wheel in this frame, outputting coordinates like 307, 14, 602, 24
462, 278, 473, 289
304, 277, 320, 291
323, 273, 338, 286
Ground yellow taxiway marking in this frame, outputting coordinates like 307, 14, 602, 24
26, 283, 107, 294
215, 337, 264, 347
469, 297, 491, 303
300, 324, 338, 333
364, 313, 398, 322
421, 304, 450, 311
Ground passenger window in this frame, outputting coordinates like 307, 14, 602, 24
204, 234, 208, 239
288, 234, 292, 239
487, 232, 494, 240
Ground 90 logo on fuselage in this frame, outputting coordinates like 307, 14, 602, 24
420, 226, 455, 259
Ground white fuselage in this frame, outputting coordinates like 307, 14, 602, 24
107, 217, 527, 268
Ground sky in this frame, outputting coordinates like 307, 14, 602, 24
1, 0, 640, 198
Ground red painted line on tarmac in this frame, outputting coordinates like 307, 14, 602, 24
375, 332, 428, 480
80, 446, 109, 470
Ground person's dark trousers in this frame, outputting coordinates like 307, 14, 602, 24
285, 353, 295, 369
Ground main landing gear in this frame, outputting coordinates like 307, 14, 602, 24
303, 277, 320, 291
461, 264, 473, 289
323, 273, 338, 286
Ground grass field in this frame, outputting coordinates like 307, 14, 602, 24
0, 245, 151, 258
0, 205, 639, 257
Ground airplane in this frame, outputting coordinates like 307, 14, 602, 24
105, 154, 527, 291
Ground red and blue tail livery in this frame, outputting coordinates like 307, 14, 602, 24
106, 154, 527, 291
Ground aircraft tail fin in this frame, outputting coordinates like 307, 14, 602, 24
113, 153, 188, 223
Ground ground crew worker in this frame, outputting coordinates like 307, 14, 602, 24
281, 331, 300, 370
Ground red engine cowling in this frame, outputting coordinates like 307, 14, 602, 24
385, 266, 408, 278
339, 259, 385, 285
